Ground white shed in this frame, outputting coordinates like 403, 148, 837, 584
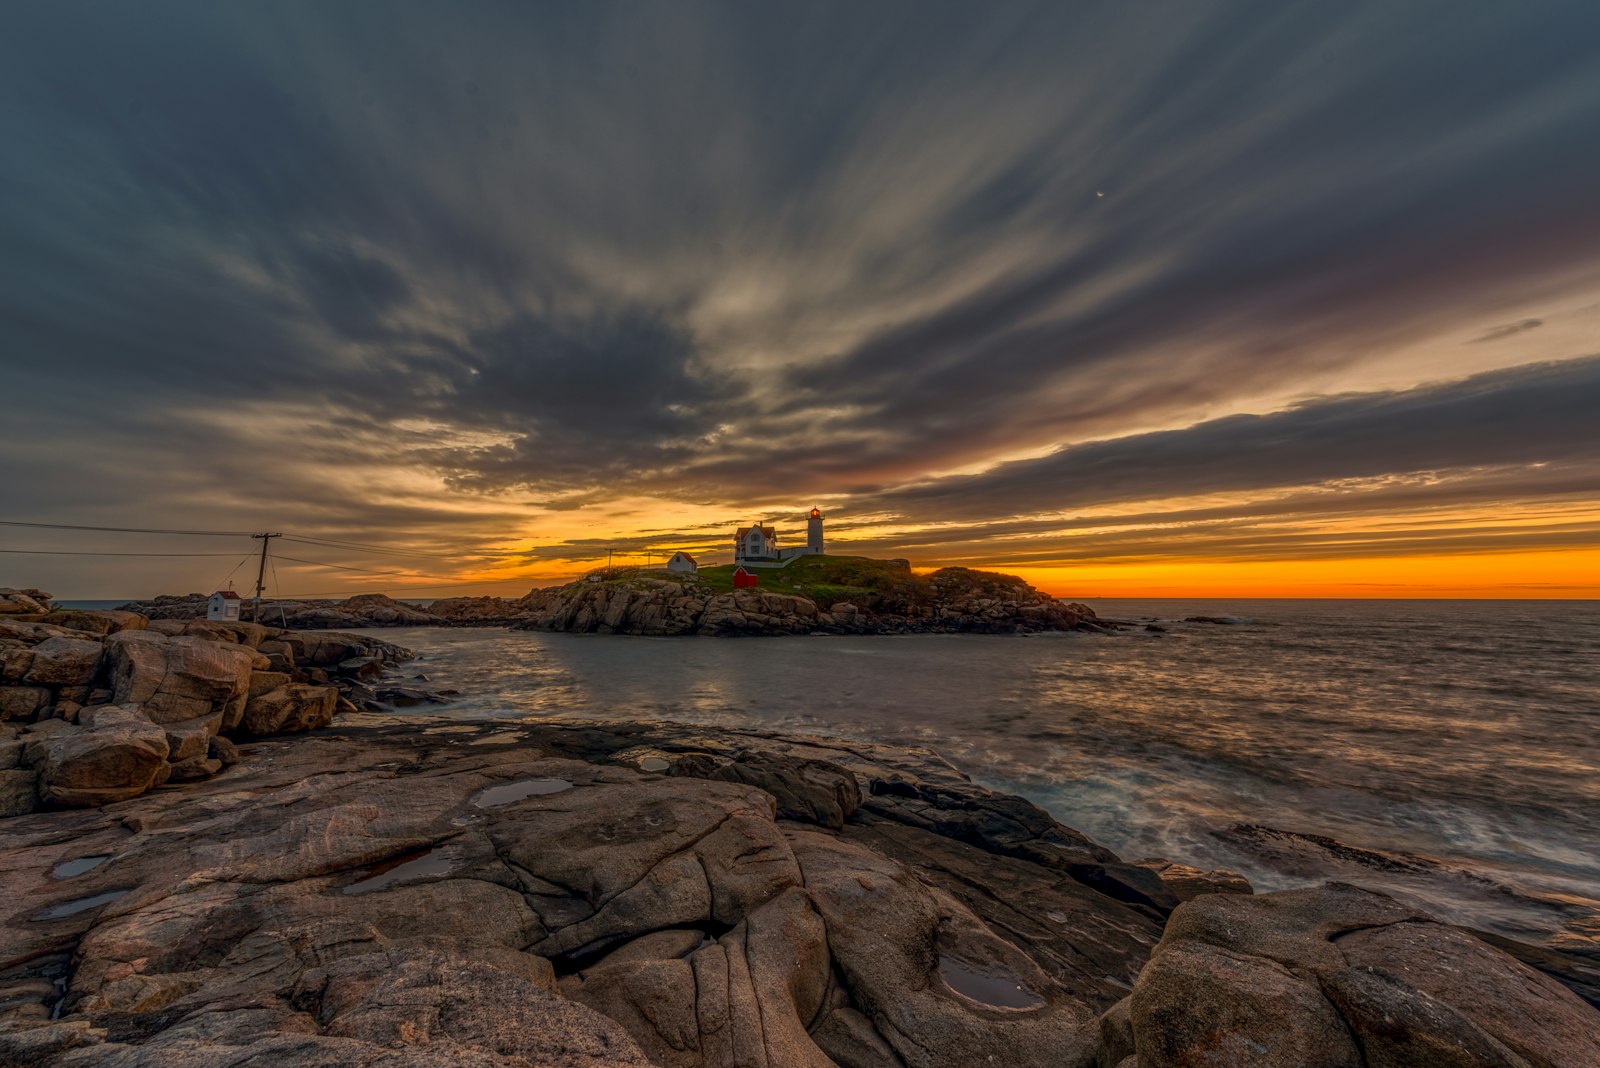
208, 590, 242, 621
666, 551, 698, 573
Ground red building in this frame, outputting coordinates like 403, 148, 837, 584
732, 566, 759, 589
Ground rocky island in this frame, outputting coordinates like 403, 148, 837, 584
117, 557, 1115, 637
3, 591, 1598, 1066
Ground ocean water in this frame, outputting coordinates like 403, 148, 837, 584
340, 600, 1600, 953
49, 598, 1587, 949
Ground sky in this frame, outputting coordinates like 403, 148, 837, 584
3, 1, 1600, 599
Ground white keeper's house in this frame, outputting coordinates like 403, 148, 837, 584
734, 508, 825, 565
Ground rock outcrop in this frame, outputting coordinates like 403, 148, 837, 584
0, 599, 414, 814
2, 718, 1594, 1067
515, 569, 1107, 637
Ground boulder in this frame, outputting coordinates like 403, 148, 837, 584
0, 639, 34, 682
1129, 883, 1600, 1068
336, 656, 385, 681
162, 712, 223, 763
32, 705, 171, 806
0, 685, 51, 721
249, 669, 293, 696
23, 636, 105, 687
238, 683, 338, 736
1133, 942, 1361, 1067
39, 609, 147, 635
107, 632, 256, 725
0, 589, 47, 615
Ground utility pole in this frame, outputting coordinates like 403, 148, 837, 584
251, 532, 281, 621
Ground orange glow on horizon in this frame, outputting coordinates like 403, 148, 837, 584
1005, 547, 1600, 600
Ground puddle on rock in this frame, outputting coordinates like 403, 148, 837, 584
639, 757, 671, 773
343, 848, 455, 895
938, 956, 1046, 1010
473, 778, 574, 807
34, 889, 131, 921
51, 855, 112, 879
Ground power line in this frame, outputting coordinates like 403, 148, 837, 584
212, 551, 257, 593
273, 552, 467, 580
0, 548, 241, 557
279, 535, 481, 561
273, 574, 551, 598
0, 520, 257, 537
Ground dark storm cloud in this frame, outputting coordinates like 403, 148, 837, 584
868, 357, 1600, 523
4, 0, 1600, 591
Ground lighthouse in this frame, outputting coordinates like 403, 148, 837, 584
807, 507, 825, 554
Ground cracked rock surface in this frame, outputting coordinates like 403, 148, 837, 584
2, 717, 1595, 1067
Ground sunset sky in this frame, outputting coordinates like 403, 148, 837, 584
3, 2, 1599, 599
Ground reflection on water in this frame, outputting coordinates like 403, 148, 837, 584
51, 855, 111, 879
938, 956, 1045, 1010
357, 599, 1600, 948
473, 777, 574, 807
33, 889, 130, 920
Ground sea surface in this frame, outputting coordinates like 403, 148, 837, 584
77, 598, 1600, 953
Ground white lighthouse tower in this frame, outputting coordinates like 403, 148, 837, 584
806, 507, 825, 554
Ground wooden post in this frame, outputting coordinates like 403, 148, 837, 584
251, 532, 280, 621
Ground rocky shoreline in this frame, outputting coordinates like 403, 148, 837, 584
4, 597, 1599, 1066
114, 564, 1117, 637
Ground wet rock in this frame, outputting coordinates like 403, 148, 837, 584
1133, 858, 1253, 901
372, 687, 444, 703
337, 656, 385, 681
32, 705, 170, 806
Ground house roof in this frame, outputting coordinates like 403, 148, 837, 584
735, 526, 775, 540
212, 591, 241, 600
671, 552, 697, 564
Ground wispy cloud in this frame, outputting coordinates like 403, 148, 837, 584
3, 2, 1600, 594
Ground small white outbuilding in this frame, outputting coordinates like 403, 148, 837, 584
208, 590, 242, 621
666, 551, 698, 574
